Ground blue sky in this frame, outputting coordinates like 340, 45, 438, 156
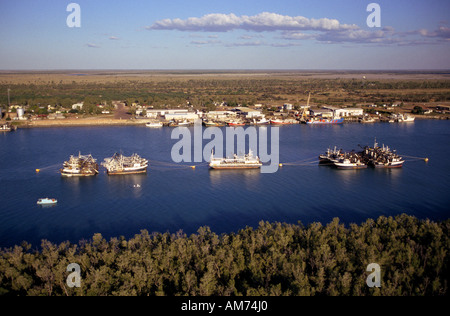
0, 0, 449, 69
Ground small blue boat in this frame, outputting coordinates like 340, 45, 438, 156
37, 198, 58, 205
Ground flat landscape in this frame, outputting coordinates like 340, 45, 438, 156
1, 70, 450, 124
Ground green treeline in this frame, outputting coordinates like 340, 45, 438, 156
0, 214, 448, 296
2, 78, 450, 109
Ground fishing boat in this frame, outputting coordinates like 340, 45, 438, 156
0, 123, 12, 132
361, 140, 404, 168
360, 116, 376, 123
306, 117, 344, 125
252, 118, 270, 125
37, 198, 58, 205
204, 121, 225, 127
146, 121, 163, 128
209, 149, 262, 170
397, 114, 415, 122
227, 120, 246, 126
319, 146, 344, 164
60, 153, 99, 177
102, 153, 148, 175
332, 152, 367, 169
270, 119, 291, 125
178, 120, 192, 126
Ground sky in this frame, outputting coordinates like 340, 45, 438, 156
0, 0, 449, 70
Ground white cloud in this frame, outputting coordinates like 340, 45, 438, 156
147, 12, 450, 48
86, 43, 100, 48
147, 12, 357, 33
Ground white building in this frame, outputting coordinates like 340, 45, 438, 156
205, 111, 236, 120
284, 103, 293, 110
72, 102, 84, 110
165, 112, 199, 121
233, 107, 264, 119
309, 108, 334, 118
336, 108, 364, 117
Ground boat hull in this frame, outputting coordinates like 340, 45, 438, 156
209, 164, 262, 170
37, 198, 58, 205
371, 162, 404, 168
61, 171, 97, 177
307, 118, 344, 125
334, 164, 367, 169
106, 168, 147, 175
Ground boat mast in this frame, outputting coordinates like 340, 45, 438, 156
300, 92, 310, 122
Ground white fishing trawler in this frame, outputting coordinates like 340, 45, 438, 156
209, 150, 262, 170
102, 153, 148, 175
60, 153, 99, 177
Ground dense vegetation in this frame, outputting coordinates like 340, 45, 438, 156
2, 75, 450, 110
0, 214, 448, 296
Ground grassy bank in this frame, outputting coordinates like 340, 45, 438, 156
0, 214, 448, 296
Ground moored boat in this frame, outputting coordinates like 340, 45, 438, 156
146, 121, 163, 128
307, 117, 344, 125
252, 118, 270, 125
397, 114, 415, 122
61, 153, 99, 177
319, 146, 344, 164
270, 119, 292, 125
102, 153, 148, 175
331, 151, 367, 169
0, 123, 12, 132
227, 120, 246, 126
209, 149, 262, 169
361, 140, 405, 168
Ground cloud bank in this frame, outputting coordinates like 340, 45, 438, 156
147, 12, 450, 47
147, 12, 357, 33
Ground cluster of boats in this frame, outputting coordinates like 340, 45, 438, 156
60, 152, 148, 177
319, 140, 405, 169
60, 149, 264, 176
146, 118, 298, 128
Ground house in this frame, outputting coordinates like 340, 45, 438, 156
283, 103, 293, 110
165, 112, 199, 121
233, 107, 264, 119
333, 108, 364, 117
72, 102, 84, 110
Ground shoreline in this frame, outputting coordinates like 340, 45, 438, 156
2, 113, 449, 129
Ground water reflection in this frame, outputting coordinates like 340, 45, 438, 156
105, 173, 147, 199
209, 169, 261, 191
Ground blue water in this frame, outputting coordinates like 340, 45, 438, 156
1, 120, 449, 248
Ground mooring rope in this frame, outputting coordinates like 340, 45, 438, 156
148, 159, 208, 171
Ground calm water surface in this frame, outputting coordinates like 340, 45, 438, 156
1, 120, 449, 247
